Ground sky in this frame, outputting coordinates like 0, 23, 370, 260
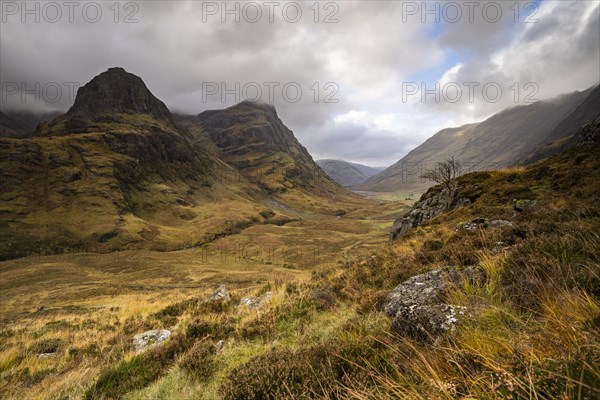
1, 0, 599, 167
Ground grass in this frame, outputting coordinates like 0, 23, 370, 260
1, 132, 599, 399
0, 186, 403, 400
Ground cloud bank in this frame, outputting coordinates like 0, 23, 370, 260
1, 0, 598, 166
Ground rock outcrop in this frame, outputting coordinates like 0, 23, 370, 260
67, 67, 174, 124
390, 189, 449, 240
577, 117, 600, 145
384, 267, 485, 341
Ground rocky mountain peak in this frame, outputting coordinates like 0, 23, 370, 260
236, 100, 278, 115
67, 67, 172, 122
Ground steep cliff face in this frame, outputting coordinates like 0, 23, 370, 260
36, 68, 182, 138
520, 85, 600, 163
71, 68, 171, 118
180, 101, 346, 198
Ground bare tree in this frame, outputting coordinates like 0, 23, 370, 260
422, 156, 463, 209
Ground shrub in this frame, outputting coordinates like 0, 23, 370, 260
179, 340, 216, 381
259, 210, 275, 219
122, 315, 153, 335
423, 239, 443, 251
356, 289, 389, 315
29, 338, 62, 354
68, 343, 100, 359
186, 317, 235, 340
237, 310, 276, 340
310, 287, 336, 311
193, 297, 237, 315
221, 337, 390, 400
85, 333, 190, 400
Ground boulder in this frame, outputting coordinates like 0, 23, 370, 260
457, 218, 512, 231
37, 353, 57, 359
390, 189, 449, 240
391, 304, 468, 340
513, 199, 538, 212
492, 241, 511, 254
454, 197, 471, 209
490, 219, 512, 228
384, 267, 484, 341
208, 285, 230, 302
132, 329, 171, 351
239, 291, 272, 309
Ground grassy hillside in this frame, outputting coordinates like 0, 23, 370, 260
0, 114, 267, 259
359, 86, 597, 194
179, 101, 355, 209
1, 122, 598, 399
0, 70, 367, 260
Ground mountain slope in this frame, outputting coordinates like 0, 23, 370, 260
359, 86, 596, 193
519, 84, 600, 164
177, 101, 354, 208
316, 159, 385, 187
0, 68, 264, 258
1, 68, 367, 259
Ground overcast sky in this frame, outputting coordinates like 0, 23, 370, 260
1, 0, 599, 166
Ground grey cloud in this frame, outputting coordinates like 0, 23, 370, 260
305, 120, 419, 166
1, 0, 598, 165
422, 1, 600, 120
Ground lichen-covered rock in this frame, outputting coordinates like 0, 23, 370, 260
490, 219, 512, 228
454, 197, 471, 209
384, 267, 484, 341
456, 219, 488, 231
208, 285, 230, 302
239, 291, 272, 309
513, 199, 539, 212
392, 304, 468, 340
132, 329, 171, 351
456, 218, 512, 231
390, 189, 449, 240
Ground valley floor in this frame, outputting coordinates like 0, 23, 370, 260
0, 197, 406, 400
2, 135, 600, 400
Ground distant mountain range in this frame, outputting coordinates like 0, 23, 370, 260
316, 159, 386, 187
0, 67, 355, 259
359, 84, 600, 193
0, 110, 61, 138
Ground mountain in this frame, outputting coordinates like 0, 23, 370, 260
0, 68, 358, 259
0, 69, 260, 258
519, 84, 600, 164
0, 110, 61, 138
316, 159, 385, 187
359, 86, 597, 193
37, 67, 178, 135
176, 101, 351, 206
